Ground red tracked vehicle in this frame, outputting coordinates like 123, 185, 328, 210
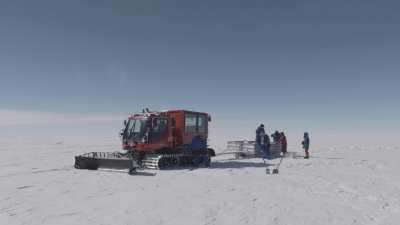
74, 109, 216, 171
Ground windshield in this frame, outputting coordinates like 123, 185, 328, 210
124, 119, 146, 140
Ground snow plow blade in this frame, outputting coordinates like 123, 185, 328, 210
74, 152, 135, 170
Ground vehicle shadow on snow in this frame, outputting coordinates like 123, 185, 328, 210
97, 168, 156, 176
129, 171, 157, 176
211, 160, 273, 169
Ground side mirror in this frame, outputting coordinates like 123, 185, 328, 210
144, 129, 150, 143
171, 118, 176, 128
152, 119, 157, 128
208, 115, 212, 122
145, 121, 151, 131
124, 120, 127, 126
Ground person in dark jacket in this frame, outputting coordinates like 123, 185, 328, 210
271, 131, 281, 143
302, 132, 310, 159
280, 132, 287, 154
255, 124, 270, 158
256, 124, 265, 145
255, 124, 268, 158
263, 133, 271, 159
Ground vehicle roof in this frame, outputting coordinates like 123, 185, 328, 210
166, 109, 208, 115
128, 109, 208, 119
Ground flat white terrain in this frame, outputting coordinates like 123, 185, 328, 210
1, 137, 400, 225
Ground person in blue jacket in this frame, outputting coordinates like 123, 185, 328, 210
256, 124, 265, 145
302, 132, 310, 159
255, 124, 269, 158
263, 133, 271, 159
255, 124, 265, 155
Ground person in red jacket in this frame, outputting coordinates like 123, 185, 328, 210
280, 132, 287, 155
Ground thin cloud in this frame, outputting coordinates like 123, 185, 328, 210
0, 109, 124, 127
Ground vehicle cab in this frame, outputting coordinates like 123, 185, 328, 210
121, 110, 210, 153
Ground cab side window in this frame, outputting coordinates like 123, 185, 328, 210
185, 113, 197, 133
185, 113, 207, 133
198, 115, 206, 133
152, 118, 167, 139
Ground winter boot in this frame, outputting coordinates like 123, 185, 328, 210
304, 150, 310, 159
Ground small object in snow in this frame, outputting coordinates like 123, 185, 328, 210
266, 167, 279, 174
128, 168, 137, 175
266, 155, 284, 175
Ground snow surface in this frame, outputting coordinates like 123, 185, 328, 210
1, 137, 400, 225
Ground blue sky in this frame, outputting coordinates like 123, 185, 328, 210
1, 0, 399, 146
